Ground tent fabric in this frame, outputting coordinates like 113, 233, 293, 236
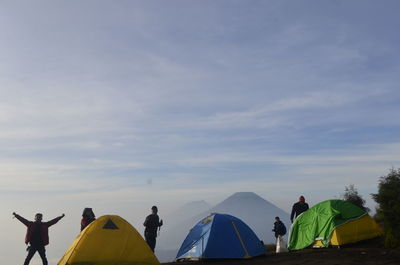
57, 215, 160, 265
313, 215, 383, 247
288, 200, 381, 250
176, 213, 265, 260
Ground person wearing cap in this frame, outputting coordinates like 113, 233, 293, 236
81, 208, 96, 231
290, 196, 309, 223
143, 206, 163, 252
13, 212, 65, 265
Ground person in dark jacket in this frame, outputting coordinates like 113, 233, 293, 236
290, 195, 309, 223
143, 206, 163, 252
273, 216, 287, 253
81, 208, 96, 231
272, 216, 287, 238
13, 212, 65, 265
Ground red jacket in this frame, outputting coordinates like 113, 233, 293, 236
15, 214, 63, 246
81, 217, 96, 231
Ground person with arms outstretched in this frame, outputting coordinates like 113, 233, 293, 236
13, 212, 65, 265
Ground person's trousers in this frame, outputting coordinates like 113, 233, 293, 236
24, 244, 48, 265
145, 236, 156, 252
275, 235, 288, 253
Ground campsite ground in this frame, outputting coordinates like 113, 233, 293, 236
164, 239, 400, 265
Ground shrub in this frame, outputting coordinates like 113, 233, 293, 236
342, 184, 369, 212
372, 168, 400, 248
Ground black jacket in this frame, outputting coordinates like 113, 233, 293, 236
144, 214, 162, 238
290, 202, 309, 222
273, 221, 286, 238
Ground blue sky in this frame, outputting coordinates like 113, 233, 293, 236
1, 1, 400, 264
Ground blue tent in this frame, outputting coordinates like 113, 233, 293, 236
176, 213, 266, 260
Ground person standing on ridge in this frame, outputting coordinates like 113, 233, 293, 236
13, 212, 65, 265
143, 206, 163, 252
290, 195, 309, 223
81, 208, 96, 231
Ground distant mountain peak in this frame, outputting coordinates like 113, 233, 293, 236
229, 192, 262, 198
186, 200, 208, 205
211, 191, 283, 213
223, 192, 268, 203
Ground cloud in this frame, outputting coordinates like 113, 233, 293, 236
165, 87, 367, 131
0, 158, 145, 192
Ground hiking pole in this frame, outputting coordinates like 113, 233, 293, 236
158, 219, 163, 236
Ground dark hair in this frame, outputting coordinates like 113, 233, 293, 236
151, 206, 158, 211
35, 213, 43, 218
82, 208, 95, 218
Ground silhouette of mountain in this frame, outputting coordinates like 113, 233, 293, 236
156, 192, 290, 262
209, 192, 290, 244
164, 200, 210, 224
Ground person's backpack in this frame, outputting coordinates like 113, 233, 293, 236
281, 223, 287, 236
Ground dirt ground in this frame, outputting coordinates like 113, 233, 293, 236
164, 240, 400, 265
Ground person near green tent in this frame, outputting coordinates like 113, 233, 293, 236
290, 196, 309, 223
272, 216, 287, 253
13, 212, 65, 265
143, 206, 163, 252
272, 216, 286, 238
81, 208, 96, 231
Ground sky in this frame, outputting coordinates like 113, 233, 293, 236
1, 0, 400, 264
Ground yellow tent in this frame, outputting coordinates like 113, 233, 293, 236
58, 215, 160, 265
313, 214, 383, 248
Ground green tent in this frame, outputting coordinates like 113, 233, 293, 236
288, 200, 366, 250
